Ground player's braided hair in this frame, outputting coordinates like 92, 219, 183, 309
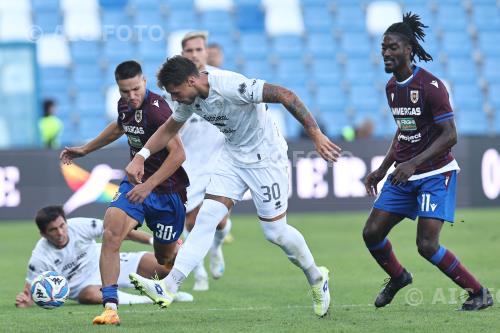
385, 12, 433, 63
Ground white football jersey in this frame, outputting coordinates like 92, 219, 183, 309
25, 218, 103, 291
173, 70, 288, 168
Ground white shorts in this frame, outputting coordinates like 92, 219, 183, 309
186, 173, 211, 213
70, 251, 146, 299
206, 159, 289, 219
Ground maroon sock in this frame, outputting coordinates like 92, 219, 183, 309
429, 246, 482, 294
367, 238, 404, 278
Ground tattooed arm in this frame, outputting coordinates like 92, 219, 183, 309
262, 83, 341, 162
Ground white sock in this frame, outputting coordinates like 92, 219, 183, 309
117, 290, 153, 305
260, 216, 322, 285
104, 302, 117, 310
164, 199, 229, 292
212, 217, 231, 250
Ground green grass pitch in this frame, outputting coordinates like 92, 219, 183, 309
0, 208, 499, 332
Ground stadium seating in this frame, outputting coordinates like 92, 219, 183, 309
2, 0, 498, 146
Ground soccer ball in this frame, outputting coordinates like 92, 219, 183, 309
30, 271, 70, 309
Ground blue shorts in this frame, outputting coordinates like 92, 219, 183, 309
109, 180, 186, 243
373, 170, 457, 223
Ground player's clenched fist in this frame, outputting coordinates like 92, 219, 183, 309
125, 156, 145, 185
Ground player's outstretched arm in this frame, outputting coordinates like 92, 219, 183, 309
15, 282, 33, 308
59, 122, 124, 164
262, 83, 341, 162
391, 119, 457, 185
125, 117, 185, 184
126, 134, 186, 203
365, 131, 398, 196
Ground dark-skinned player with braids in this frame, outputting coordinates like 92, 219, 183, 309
362, 13, 493, 311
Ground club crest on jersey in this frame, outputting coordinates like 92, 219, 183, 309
410, 90, 419, 104
135, 110, 142, 123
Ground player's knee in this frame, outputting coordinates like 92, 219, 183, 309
416, 238, 439, 259
260, 219, 286, 245
102, 228, 122, 251
362, 224, 382, 246
155, 251, 175, 266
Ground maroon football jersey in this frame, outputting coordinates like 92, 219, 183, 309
386, 66, 455, 174
117, 89, 189, 194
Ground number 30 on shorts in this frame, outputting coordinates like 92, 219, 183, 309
155, 224, 177, 241
261, 183, 281, 203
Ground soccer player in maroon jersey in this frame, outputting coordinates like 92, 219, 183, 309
60, 60, 190, 324
362, 13, 493, 311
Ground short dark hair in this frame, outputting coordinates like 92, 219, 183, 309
115, 60, 143, 81
43, 99, 55, 117
157, 55, 199, 89
35, 206, 66, 233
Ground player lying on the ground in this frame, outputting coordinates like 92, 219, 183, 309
15, 206, 193, 308
125, 55, 341, 317
362, 12, 493, 311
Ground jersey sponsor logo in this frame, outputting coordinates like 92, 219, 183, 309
202, 114, 229, 122
238, 82, 247, 94
397, 132, 422, 143
391, 107, 421, 116
410, 90, 419, 104
134, 110, 143, 123
127, 135, 143, 149
396, 117, 417, 131
430, 80, 439, 88
153, 100, 159, 108
112, 191, 121, 202
123, 125, 145, 135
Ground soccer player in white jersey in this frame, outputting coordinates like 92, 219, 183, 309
15, 206, 193, 308
126, 56, 341, 317
174, 31, 231, 291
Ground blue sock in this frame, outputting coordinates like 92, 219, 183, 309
101, 284, 118, 306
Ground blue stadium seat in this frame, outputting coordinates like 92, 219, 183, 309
311, 59, 342, 85
272, 35, 304, 60
401, 5, 434, 26
128, 0, 163, 10
340, 33, 371, 57
478, 32, 500, 57
446, 57, 478, 84
436, 5, 468, 31
489, 84, 500, 108
287, 84, 313, 107
322, 110, 351, 138
79, 115, 109, 141
441, 32, 473, 57
99, 0, 127, 9
236, 4, 265, 32
137, 39, 167, 63
34, 10, 62, 33
71, 41, 102, 63
275, 59, 308, 86
166, 10, 199, 30
32, 0, 59, 11
101, 10, 132, 26
242, 59, 273, 81
335, 5, 365, 32
306, 33, 337, 59
316, 85, 347, 113
75, 91, 106, 116
452, 84, 483, 110
456, 110, 489, 135
472, 5, 500, 31
72, 64, 104, 90
134, 10, 165, 28
301, 0, 330, 5
239, 33, 268, 59
349, 85, 380, 110
483, 57, 500, 84
103, 38, 136, 64
165, 0, 195, 10
302, 6, 334, 33
200, 10, 234, 34
345, 58, 376, 82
